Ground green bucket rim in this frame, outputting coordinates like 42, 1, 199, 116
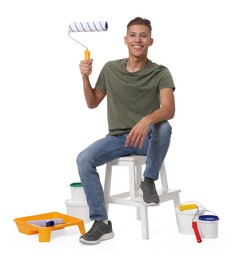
70, 182, 83, 188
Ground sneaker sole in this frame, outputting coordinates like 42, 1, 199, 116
139, 188, 160, 206
79, 232, 114, 245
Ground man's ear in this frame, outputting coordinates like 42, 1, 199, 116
149, 38, 154, 46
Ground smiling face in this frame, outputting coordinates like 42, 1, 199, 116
124, 24, 153, 59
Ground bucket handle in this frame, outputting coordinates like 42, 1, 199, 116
199, 209, 218, 217
201, 209, 217, 216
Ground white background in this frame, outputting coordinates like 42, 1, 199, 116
0, 0, 241, 259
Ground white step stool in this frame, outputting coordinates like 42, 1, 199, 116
103, 155, 181, 239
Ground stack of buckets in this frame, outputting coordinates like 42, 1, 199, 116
176, 202, 219, 240
65, 182, 91, 223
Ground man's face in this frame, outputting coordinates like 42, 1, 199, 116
124, 25, 153, 58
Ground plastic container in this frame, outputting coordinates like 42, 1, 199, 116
70, 182, 87, 204
176, 202, 206, 235
14, 211, 85, 242
198, 214, 219, 239
65, 182, 90, 223
65, 199, 91, 223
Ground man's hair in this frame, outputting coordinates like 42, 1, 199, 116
127, 17, 152, 32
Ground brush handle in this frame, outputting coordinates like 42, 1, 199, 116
84, 50, 90, 60
192, 221, 202, 243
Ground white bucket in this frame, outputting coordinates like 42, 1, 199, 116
65, 199, 91, 223
198, 214, 219, 239
176, 202, 206, 235
70, 182, 87, 204
66, 182, 91, 223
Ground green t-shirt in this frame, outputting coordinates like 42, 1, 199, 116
96, 58, 175, 136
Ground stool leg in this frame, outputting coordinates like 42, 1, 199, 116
140, 205, 149, 239
173, 193, 180, 208
135, 164, 142, 196
129, 162, 136, 200
136, 164, 142, 220
173, 193, 181, 226
159, 162, 168, 192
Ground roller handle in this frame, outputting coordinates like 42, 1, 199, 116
84, 49, 90, 60
84, 50, 91, 77
192, 221, 202, 243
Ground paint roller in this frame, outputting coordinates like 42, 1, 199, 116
179, 203, 202, 243
68, 21, 108, 60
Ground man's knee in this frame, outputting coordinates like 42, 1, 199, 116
154, 121, 172, 136
76, 151, 83, 167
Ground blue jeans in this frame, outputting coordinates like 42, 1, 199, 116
76, 121, 172, 221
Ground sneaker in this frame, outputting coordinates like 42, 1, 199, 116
79, 220, 114, 245
140, 177, 160, 205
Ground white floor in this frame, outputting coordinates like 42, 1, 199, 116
2, 193, 238, 260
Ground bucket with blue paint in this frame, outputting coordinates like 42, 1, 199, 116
198, 212, 219, 239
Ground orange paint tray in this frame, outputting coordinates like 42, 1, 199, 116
14, 211, 85, 242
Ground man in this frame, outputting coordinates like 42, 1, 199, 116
76, 17, 175, 245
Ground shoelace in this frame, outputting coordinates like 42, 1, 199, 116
88, 221, 104, 233
145, 179, 156, 194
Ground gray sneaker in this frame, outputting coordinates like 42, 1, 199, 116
79, 220, 114, 245
140, 177, 160, 205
